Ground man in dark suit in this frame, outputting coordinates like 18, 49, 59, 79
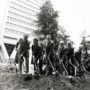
67, 42, 75, 76
15, 34, 30, 74
32, 38, 43, 74
45, 35, 54, 75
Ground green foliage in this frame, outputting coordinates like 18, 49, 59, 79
36, 0, 59, 40
57, 26, 70, 45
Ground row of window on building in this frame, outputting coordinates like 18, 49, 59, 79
5, 27, 33, 37
8, 11, 37, 23
9, 5, 36, 17
6, 21, 37, 32
7, 16, 37, 27
18, 0, 40, 11
11, 1, 39, 15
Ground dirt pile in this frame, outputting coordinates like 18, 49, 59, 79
0, 73, 90, 90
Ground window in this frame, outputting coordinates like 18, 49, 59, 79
18, 0, 39, 11
11, 1, 37, 15
8, 11, 36, 21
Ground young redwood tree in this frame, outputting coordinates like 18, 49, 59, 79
36, 0, 59, 40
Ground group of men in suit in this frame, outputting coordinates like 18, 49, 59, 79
14, 34, 88, 77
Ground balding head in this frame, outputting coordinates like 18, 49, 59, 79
24, 34, 29, 39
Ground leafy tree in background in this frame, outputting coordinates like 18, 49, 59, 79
57, 26, 70, 45
36, 0, 59, 40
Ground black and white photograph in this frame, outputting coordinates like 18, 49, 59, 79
0, 0, 90, 90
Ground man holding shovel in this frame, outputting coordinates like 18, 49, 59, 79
15, 34, 30, 74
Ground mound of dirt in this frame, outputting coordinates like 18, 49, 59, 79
0, 73, 90, 90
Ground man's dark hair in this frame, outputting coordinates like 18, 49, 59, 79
34, 38, 38, 42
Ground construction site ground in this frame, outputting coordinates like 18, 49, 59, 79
0, 71, 90, 90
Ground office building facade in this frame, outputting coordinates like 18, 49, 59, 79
0, 0, 45, 62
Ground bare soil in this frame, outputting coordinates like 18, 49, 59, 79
0, 72, 90, 90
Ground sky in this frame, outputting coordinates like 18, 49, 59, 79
51, 0, 90, 49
